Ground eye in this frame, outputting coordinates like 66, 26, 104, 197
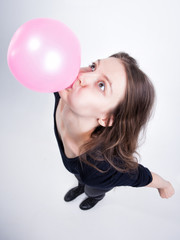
98, 81, 105, 92
89, 62, 96, 72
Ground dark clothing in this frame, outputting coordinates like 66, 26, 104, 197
74, 174, 113, 197
53, 92, 153, 190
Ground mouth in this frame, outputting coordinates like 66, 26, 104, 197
66, 83, 73, 89
66, 78, 79, 91
65, 80, 76, 90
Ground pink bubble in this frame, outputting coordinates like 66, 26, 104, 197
7, 18, 81, 92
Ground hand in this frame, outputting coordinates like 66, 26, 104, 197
158, 181, 175, 199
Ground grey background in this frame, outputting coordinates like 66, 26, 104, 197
0, 0, 180, 240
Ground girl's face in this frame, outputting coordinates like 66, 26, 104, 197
59, 57, 127, 120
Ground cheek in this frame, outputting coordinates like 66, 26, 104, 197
69, 93, 104, 117
70, 95, 93, 113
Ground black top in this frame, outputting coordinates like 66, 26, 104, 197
53, 92, 153, 189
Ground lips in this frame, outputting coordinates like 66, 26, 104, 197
67, 82, 73, 89
65, 78, 79, 90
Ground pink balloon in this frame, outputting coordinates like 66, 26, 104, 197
7, 18, 81, 92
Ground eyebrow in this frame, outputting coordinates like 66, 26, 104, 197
97, 59, 112, 94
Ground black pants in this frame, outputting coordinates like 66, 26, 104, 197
75, 174, 113, 198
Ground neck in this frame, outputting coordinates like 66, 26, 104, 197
60, 100, 98, 150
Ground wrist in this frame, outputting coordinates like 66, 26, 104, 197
158, 181, 170, 189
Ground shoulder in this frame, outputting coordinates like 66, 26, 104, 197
54, 92, 61, 99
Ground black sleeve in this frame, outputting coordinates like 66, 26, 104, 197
81, 157, 153, 189
109, 164, 153, 188
127, 164, 153, 187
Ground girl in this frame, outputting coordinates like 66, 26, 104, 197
53, 52, 175, 210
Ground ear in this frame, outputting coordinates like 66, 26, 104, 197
97, 115, 114, 127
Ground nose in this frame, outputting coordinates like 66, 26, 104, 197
78, 72, 91, 87
79, 77, 84, 86
77, 65, 94, 86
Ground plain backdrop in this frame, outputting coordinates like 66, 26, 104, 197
0, 0, 180, 240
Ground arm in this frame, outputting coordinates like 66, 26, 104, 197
147, 172, 175, 199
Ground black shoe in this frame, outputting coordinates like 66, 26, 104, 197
64, 185, 84, 202
79, 194, 105, 210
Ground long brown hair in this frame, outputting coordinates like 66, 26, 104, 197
79, 52, 155, 173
